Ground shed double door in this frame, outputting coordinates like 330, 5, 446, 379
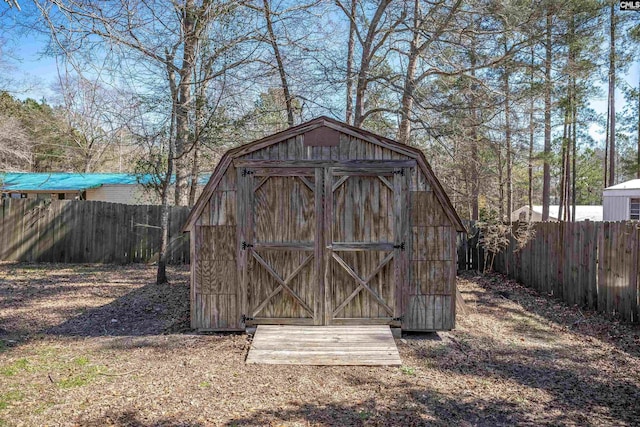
238, 164, 408, 326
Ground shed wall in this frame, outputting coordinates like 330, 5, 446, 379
192, 164, 240, 330
406, 184, 455, 330
190, 131, 456, 331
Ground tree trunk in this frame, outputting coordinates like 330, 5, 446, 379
188, 143, 199, 206
497, 139, 504, 220
565, 109, 571, 221
189, 75, 207, 207
571, 82, 577, 222
345, 0, 356, 125
398, 0, 420, 145
504, 63, 512, 222
607, 1, 616, 186
174, 0, 197, 206
542, 6, 552, 221
158, 61, 178, 285
559, 109, 568, 222
528, 45, 535, 214
604, 93, 609, 187
263, 0, 294, 127
353, 51, 371, 128
470, 138, 479, 220
157, 182, 171, 284
470, 54, 479, 221
637, 73, 640, 179
569, 14, 577, 222
353, 0, 391, 127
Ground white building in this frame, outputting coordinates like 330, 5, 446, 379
511, 205, 603, 222
603, 179, 640, 221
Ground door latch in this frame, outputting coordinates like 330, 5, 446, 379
393, 242, 405, 251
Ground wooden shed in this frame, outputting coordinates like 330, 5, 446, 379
183, 117, 465, 332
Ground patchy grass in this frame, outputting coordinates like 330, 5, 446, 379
0, 264, 639, 426
57, 364, 106, 389
0, 390, 23, 410
0, 358, 29, 376
400, 365, 416, 376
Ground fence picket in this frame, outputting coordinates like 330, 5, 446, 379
0, 199, 190, 265
457, 220, 640, 322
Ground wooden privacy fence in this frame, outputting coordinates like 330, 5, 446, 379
0, 199, 190, 264
493, 221, 640, 322
457, 220, 485, 272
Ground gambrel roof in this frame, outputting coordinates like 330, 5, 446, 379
183, 116, 464, 232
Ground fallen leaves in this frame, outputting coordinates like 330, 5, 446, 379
0, 265, 639, 426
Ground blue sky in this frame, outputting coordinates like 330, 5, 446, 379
1, 3, 61, 101
1, 2, 638, 147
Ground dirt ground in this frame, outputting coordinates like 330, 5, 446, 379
0, 263, 639, 426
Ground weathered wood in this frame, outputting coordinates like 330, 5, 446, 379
0, 199, 190, 264
184, 117, 464, 233
485, 221, 640, 322
246, 325, 401, 366
325, 167, 402, 324
239, 169, 320, 324
234, 159, 416, 168
314, 166, 325, 325
186, 120, 461, 332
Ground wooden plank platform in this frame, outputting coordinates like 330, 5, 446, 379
246, 325, 402, 366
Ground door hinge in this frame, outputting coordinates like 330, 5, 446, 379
242, 241, 253, 250
393, 169, 404, 176
242, 168, 255, 177
393, 242, 405, 251
393, 315, 404, 322
241, 314, 254, 323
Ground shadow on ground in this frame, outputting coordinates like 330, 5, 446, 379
46, 281, 190, 337
223, 385, 541, 426
80, 410, 204, 427
0, 263, 191, 344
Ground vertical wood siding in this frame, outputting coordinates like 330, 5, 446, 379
192, 165, 240, 330
404, 174, 456, 331
493, 221, 639, 322
0, 199, 190, 263
190, 131, 457, 331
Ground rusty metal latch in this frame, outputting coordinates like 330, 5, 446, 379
242, 169, 255, 176
393, 242, 405, 251
393, 316, 404, 322
242, 241, 253, 250
241, 314, 254, 323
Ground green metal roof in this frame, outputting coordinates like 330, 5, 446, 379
0, 173, 210, 192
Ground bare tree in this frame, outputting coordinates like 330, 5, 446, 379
260, 0, 295, 127
397, 0, 462, 145
53, 74, 119, 172
335, 0, 405, 128
0, 115, 32, 171
33, 0, 244, 206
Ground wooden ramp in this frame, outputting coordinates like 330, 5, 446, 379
246, 325, 402, 366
